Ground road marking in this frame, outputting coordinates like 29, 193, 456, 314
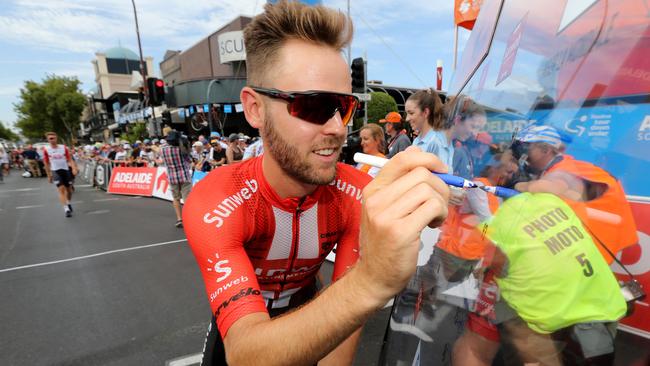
0, 188, 38, 193
70, 200, 83, 205
93, 198, 119, 202
75, 184, 92, 188
15, 204, 44, 209
166, 353, 203, 366
0, 239, 187, 273
86, 209, 110, 215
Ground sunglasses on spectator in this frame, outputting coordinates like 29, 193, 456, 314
250, 87, 359, 126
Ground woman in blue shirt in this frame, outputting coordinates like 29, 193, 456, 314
405, 89, 454, 171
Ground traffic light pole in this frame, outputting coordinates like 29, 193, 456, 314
363, 54, 368, 125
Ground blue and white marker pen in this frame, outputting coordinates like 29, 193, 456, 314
480, 185, 520, 199
353, 152, 478, 189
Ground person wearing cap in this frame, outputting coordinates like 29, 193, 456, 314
380, 111, 411, 158
226, 133, 244, 164
208, 138, 226, 167
512, 125, 638, 263
191, 140, 211, 172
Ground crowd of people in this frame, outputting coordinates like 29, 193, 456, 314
72, 131, 263, 171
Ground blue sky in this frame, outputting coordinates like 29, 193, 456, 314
0, 0, 470, 132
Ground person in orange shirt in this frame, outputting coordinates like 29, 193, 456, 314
512, 125, 638, 262
355, 123, 385, 178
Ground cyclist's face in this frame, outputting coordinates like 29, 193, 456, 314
260, 39, 350, 185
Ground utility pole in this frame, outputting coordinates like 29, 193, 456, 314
132, 0, 147, 100
131, 0, 157, 135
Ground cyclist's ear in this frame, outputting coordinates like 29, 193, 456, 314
241, 86, 266, 130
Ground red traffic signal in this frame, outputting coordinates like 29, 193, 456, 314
147, 77, 166, 106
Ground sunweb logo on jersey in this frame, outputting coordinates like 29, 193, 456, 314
207, 253, 232, 282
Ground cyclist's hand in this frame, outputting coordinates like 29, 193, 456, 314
357, 147, 449, 302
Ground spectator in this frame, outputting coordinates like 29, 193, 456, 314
0, 147, 8, 182
161, 130, 192, 228
242, 137, 264, 160
380, 112, 411, 158
355, 123, 385, 178
191, 141, 211, 172
208, 138, 226, 167
22, 144, 42, 177
130, 142, 144, 167
114, 144, 128, 162
226, 133, 244, 164
406, 88, 449, 168
106, 143, 118, 161
140, 140, 156, 166
447, 98, 488, 179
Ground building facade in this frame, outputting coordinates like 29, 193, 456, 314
160, 17, 253, 138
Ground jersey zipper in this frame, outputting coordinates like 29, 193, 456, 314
279, 198, 305, 295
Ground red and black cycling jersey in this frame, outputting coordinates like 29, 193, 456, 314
183, 156, 371, 336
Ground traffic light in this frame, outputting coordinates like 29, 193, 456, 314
351, 57, 365, 94
147, 77, 166, 106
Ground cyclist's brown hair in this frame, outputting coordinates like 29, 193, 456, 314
244, 0, 353, 86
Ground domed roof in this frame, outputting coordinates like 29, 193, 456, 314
104, 46, 139, 60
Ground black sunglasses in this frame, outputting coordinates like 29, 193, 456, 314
250, 86, 359, 126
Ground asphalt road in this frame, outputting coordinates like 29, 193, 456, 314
0, 170, 389, 366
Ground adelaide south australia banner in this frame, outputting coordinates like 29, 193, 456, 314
107, 167, 157, 196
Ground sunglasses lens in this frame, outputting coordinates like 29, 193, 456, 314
289, 94, 357, 126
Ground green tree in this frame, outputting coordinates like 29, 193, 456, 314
122, 123, 147, 143
353, 92, 398, 130
0, 121, 19, 141
14, 74, 86, 144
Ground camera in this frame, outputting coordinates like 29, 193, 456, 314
620, 279, 646, 303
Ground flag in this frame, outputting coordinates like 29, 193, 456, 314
454, 0, 483, 30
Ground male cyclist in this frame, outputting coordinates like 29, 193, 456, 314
182, 1, 450, 365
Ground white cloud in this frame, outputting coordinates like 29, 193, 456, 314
0, 0, 265, 55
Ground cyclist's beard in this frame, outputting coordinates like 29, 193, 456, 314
262, 114, 343, 185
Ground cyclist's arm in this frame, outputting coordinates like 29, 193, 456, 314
43, 149, 51, 177
224, 150, 449, 366
65, 146, 78, 174
224, 266, 384, 366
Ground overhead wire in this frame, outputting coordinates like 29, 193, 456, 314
352, 10, 429, 88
